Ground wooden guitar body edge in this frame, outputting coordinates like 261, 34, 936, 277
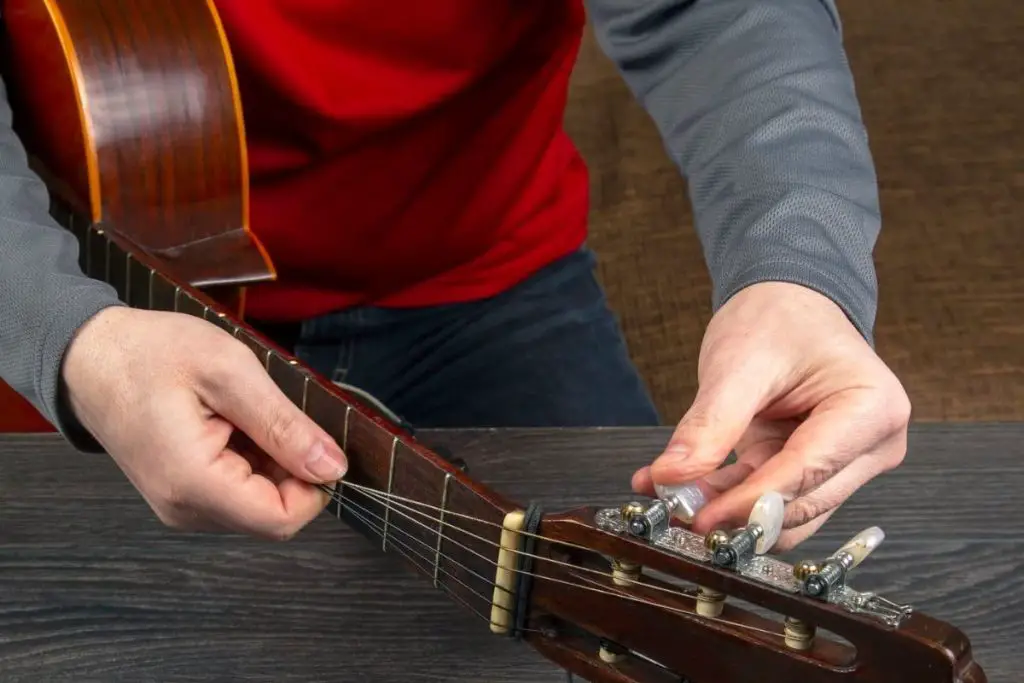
0, 0, 274, 432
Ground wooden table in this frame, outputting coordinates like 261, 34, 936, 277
0, 425, 1018, 681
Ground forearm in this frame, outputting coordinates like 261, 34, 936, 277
0, 73, 123, 443
585, 0, 881, 341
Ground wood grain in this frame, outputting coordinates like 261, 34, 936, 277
0, 0, 278, 433
0, 424, 1019, 681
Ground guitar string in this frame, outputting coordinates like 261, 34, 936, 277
340, 499, 577, 683
339, 498, 548, 635
332, 480, 681, 587
331, 486, 784, 641
338, 491, 784, 644
335, 482, 689, 600
331, 480, 627, 557
332, 480, 768, 614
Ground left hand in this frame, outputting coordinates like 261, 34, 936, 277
631, 281, 911, 551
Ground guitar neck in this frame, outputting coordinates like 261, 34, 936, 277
58, 203, 519, 630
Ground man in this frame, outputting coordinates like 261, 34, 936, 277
0, 0, 910, 549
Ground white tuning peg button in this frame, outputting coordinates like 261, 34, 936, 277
833, 526, 885, 568
748, 491, 785, 554
654, 482, 707, 524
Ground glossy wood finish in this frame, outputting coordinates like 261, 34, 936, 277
0, 0, 275, 429
2, 0, 271, 279
530, 513, 981, 683
0, 425, 1016, 681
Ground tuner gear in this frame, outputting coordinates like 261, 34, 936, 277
710, 491, 785, 568
711, 526, 761, 569
594, 498, 915, 628
800, 527, 886, 599
704, 529, 731, 552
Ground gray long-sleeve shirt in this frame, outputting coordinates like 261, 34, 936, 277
0, 0, 880, 443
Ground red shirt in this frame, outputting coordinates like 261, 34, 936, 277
212, 1, 590, 322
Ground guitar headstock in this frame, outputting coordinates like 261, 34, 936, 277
517, 489, 986, 683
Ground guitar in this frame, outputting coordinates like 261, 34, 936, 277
0, 2, 986, 681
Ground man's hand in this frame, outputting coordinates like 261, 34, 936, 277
61, 306, 347, 540
632, 282, 911, 551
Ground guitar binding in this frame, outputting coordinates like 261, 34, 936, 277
593, 503, 914, 629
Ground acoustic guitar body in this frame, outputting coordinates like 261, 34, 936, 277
0, 0, 275, 432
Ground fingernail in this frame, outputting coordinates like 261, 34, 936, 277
306, 442, 347, 481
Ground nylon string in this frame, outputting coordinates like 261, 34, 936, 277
321, 481, 784, 641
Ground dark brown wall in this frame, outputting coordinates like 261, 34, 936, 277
566, 0, 1023, 422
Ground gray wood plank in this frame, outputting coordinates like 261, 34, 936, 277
0, 424, 1018, 682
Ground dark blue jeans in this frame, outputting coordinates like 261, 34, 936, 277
270, 248, 660, 429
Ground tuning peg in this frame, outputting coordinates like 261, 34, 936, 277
796, 526, 886, 600
834, 525, 885, 568
708, 490, 785, 569
747, 490, 785, 555
620, 482, 707, 541
654, 482, 707, 524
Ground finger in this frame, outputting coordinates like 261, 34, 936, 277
631, 465, 720, 502
231, 431, 293, 483
649, 374, 768, 487
773, 507, 838, 553
693, 394, 902, 535
201, 347, 347, 485
630, 433, 778, 503
631, 466, 655, 496
630, 458, 758, 516
186, 445, 331, 540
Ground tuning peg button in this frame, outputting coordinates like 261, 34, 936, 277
654, 482, 707, 524
748, 491, 785, 555
832, 526, 885, 569
800, 526, 887, 600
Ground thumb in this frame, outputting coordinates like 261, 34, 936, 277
201, 351, 348, 484
650, 374, 762, 485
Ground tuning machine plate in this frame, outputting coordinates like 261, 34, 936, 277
595, 496, 913, 628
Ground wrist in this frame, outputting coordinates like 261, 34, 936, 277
720, 271, 875, 344
60, 304, 132, 410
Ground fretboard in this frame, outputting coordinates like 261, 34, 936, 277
57, 202, 516, 626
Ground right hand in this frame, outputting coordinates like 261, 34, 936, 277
61, 305, 348, 540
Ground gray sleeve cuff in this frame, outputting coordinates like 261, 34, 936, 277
41, 294, 126, 453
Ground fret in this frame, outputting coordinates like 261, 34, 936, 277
434, 472, 452, 588
433, 469, 506, 614
304, 381, 351, 519
266, 352, 308, 411
64, 209, 89, 275
82, 221, 92, 275
338, 409, 397, 549
126, 252, 154, 309
149, 272, 179, 313
176, 289, 208, 320
381, 436, 398, 552
342, 404, 350, 452
87, 228, 110, 283
336, 409, 506, 609
108, 246, 130, 302
233, 327, 271, 368
206, 310, 236, 336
